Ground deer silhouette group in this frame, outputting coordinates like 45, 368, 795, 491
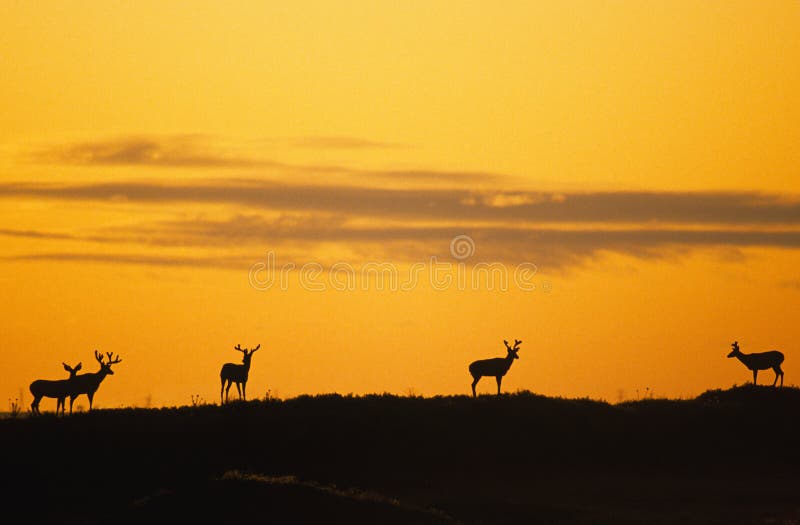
29, 351, 122, 414
467, 338, 787, 396
27, 337, 787, 413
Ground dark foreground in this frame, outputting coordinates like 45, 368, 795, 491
2, 385, 799, 524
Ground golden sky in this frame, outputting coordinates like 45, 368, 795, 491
2, 1, 799, 408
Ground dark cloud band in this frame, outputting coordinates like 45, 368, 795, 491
2, 180, 799, 225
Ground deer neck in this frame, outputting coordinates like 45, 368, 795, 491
734, 352, 751, 367
89, 368, 110, 384
504, 353, 516, 370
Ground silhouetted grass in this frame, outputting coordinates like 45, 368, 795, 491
1, 386, 799, 524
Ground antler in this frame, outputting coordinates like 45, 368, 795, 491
514, 339, 522, 350
234, 344, 245, 353
503, 340, 511, 350
106, 353, 122, 365
250, 344, 260, 353
95, 350, 104, 364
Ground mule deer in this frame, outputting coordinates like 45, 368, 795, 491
220, 344, 260, 403
66, 351, 122, 412
727, 341, 784, 387
29, 362, 82, 415
469, 339, 521, 397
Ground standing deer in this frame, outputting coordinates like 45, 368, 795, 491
727, 341, 784, 387
469, 339, 521, 397
66, 351, 122, 412
29, 362, 82, 415
220, 344, 260, 403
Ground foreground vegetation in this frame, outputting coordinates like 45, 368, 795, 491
2, 385, 799, 524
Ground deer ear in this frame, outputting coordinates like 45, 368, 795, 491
75, 363, 82, 371
63, 363, 71, 372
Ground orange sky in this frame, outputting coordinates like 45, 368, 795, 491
2, 2, 799, 409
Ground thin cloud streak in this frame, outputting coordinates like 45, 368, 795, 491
0, 252, 251, 269
31, 136, 269, 168
2, 180, 800, 225
0, 228, 80, 241
4, 217, 800, 269
289, 136, 403, 150
29, 136, 494, 184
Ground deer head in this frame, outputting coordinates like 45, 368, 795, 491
503, 339, 522, 360
62, 362, 82, 377
234, 344, 260, 363
727, 341, 740, 358
94, 350, 122, 374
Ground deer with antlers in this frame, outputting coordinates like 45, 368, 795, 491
29, 362, 82, 415
220, 344, 260, 403
65, 351, 122, 412
727, 341, 784, 387
469, 339, 521, 397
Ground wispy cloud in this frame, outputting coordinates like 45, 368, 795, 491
0, 228, 81, 241
289, 136, 402, 150
4, 178, 800, 270
0, 252, 251, 269
2, 180, 799, 225
28, 136, 494, 184
4, 214, 800, 269
31, 135, 271, 168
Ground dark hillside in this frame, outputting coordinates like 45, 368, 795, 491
1, 386, 798, 524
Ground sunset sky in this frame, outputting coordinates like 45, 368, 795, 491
2, 1, 799, 409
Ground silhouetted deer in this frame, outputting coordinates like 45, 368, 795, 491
29, 362, 82, 415
66, 351, 122, 412
220, 344, 260, 403
469, 339, 521, 397
727, 341, 784, 387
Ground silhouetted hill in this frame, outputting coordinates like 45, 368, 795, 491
695, 382, 800, 405
2, 387, 799, 524
124, 471, 454, 525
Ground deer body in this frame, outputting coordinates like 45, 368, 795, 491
67, 351, 122, 412
469, 339, 521, 397
30, 362, 82, 415
220, 344, 260, 403
727, 341, 784, 387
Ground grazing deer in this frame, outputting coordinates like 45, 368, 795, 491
29, 362, 82, 415
469, 339, 521, 397
220, 344, 260, 403
727, 341, 784, 387
66, 351, 122, 412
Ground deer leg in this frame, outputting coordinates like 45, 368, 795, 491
87, 392, 94, 410
774, 366, 784, 387
753, 369, 758, 385
31, 397, 40, 414
69, 395, 76, 414
235, 382, 242, 400
225, 380, 233, 402
496, 376, 502, 395
471, 376, 479, 397
242, 382, 247, 401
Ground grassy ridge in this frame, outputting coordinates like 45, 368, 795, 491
2, 385, 799, 524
